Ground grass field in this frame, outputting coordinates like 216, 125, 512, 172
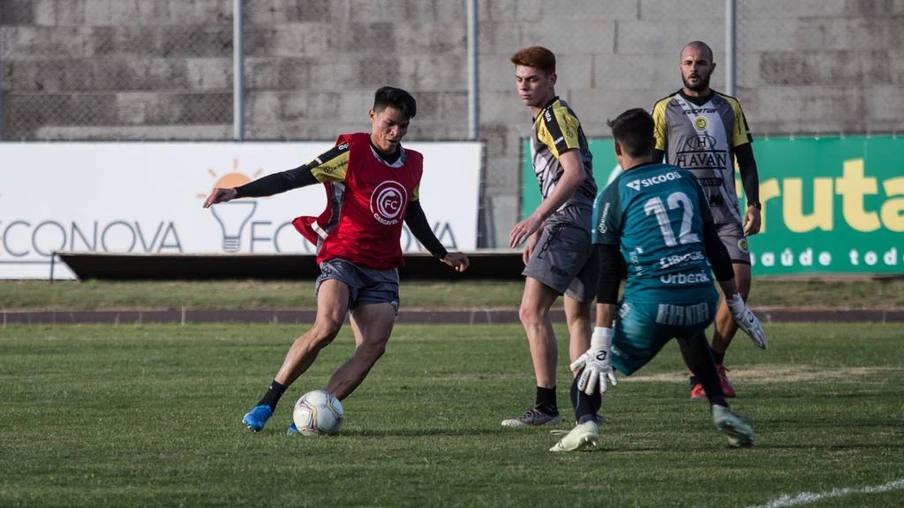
2, 278, 904, 310
1, 322, 903, 507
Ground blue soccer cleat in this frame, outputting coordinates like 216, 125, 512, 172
242, 405, 273, 432
286, 422, 300, 436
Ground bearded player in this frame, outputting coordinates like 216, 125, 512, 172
651, 41, 764, 400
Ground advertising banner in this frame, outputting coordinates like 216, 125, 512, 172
0, 141, 482, 279
522, 136, 904, 276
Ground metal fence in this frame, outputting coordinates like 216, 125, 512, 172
1, 0, 900, 247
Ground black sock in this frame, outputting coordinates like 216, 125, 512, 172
711, 347, 725, 365
689, 375, 700, 388
570, 378, 601, 424
536, 386, 558, 414
256, 380, 287, 411
678, 334, 727, 408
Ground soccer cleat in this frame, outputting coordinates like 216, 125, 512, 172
286, 422, 300, 436
549, 421, 600, 452
689, 365, 736, 400
717, 364, 737, 398
242, 405, 273, 432
690, 383, 707, 400
579, 414, 606, 425
501, 406, 561, 427
712, 404, 755, 447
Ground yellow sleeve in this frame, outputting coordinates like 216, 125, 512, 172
726, 97, 752, 148
538, 105, 581, 158
307, 144, 350, 183
412, 184, 420, 202
651, 99, 669, 151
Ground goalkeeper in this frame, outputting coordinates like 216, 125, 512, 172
550, 108, 766, 452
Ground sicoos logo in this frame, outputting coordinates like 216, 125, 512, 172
685, 135, 716, 150
625, 171, 683, 191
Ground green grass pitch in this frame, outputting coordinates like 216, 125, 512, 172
1, 323, 903, 507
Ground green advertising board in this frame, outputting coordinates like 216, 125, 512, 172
521, 136, 904, 276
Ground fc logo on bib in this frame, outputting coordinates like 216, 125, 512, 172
371, 181, 408, 226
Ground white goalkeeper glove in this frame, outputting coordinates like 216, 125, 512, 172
570, 327, 618, 396
726, 294, 767, 349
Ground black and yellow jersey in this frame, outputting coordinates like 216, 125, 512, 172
529, 97, 597, 225
652, 90, 752, 225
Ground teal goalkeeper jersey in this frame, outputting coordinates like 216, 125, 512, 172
592, 162, 719, 304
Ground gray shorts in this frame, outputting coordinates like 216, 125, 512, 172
716, 222, 751, 265
522, 223, 598, 303
315, 258, 400, 313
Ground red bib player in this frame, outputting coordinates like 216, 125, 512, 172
203, 86, 469, 434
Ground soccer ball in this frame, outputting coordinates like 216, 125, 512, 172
293, 390, 344, 436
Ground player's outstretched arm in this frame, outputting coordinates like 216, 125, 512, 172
203, 187, 238, 208
203, 148, 336, 210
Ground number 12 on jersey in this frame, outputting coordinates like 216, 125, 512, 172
643, 191, 700, 247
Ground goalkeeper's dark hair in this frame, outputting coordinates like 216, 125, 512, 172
374, 86, 417, 118
607, 108, 656, 158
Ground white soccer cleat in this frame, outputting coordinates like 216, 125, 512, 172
712, 404, 755, 447
549, 421, 600, 452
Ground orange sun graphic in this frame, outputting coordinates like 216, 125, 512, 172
198, 158, 264, 198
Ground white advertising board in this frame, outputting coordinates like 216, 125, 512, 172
0, 141, 483, 279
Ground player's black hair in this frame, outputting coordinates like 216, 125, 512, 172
373, 86, 417, 118
607, 108, 655, 158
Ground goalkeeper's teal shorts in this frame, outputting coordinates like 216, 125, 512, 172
611, 300, 718, 375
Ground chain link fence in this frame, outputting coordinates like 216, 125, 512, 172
736, 0, 902, 136
2, 0, 900, 246
0, 0, 234, 140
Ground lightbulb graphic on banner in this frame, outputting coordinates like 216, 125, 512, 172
199, 158, 265, 253
211, 201, 257, 252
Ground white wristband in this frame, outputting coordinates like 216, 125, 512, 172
591, 327, 614, 349
726, 293, 745, 314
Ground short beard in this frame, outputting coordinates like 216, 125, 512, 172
683, 73, 710, 92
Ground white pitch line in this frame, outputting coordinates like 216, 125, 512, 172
745, 479, 904, 508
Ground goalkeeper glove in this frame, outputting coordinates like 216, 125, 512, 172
726, 294, 767, 349
570, 327, 618, 396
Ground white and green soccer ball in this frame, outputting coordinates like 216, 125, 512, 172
293, 390, 344, 436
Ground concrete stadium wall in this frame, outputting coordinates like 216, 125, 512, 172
2, 0, 903, 247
